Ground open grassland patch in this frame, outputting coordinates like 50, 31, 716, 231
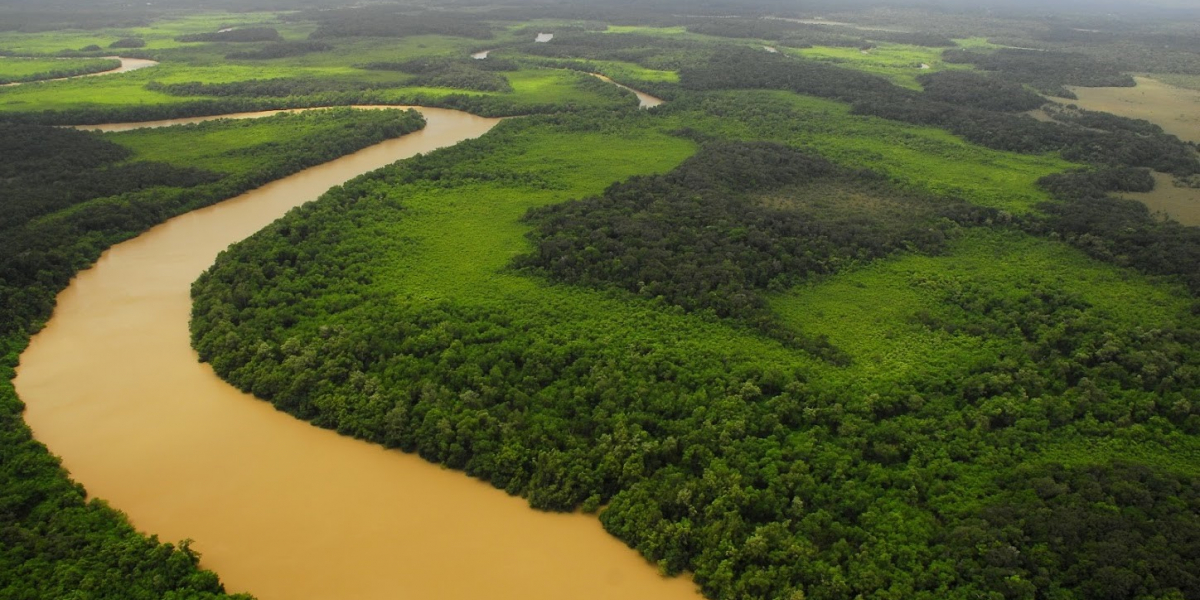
673, 90, 1072, 212
952, 36, 1002, 50
790, 43, 969, 89
773, 228, 1191, 389
1120, 171, 1200, 226
363, 122, 698, 305
1069, 76, 1200, 144
576, 59, 680, 82
104, 108, 417, 176
0, 72, 187, 111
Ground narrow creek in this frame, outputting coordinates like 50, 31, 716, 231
14, 107, 701, 600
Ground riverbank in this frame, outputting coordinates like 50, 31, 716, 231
16, 107, 701, 600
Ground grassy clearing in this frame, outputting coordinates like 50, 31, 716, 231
0, 71, 188, 111
501, 68, 622, 105
603, 25, 691, 36
0, 57, 118, 80
580, 59, 680, 82
953, 36, 1002, 49
1120, 171, 1200, 226
1069, 76, 1200, 143
773, 226, 1200, 479
674, 90, 1073, 212
320, 119, 819, 377
789, 43, 969, 89
103, 108, 415, 175
773, 228, 1191, 388
365, 123, 697, 306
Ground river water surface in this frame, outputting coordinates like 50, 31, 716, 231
15, 107, 701, 600
1, 56, 158, 87
590, 73, 665, 108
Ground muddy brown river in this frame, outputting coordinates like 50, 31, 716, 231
15, 107, 700, 600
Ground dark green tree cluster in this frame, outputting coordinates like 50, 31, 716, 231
685, 18, 813, 41
859, 96, 1199, 174
516, 141, 974, 351
942, 48, 1134, 96
107, 37, 144, 48
1041, 103, 1169, 137
0, 57, 120, 84
362, 57, 514, 92
176, 27, 281, 43
680, 47, 902, 104
916, 70, 1045, 112
0, 124, 220, 234
520, 31, 711, 71
1030, 185, 1200, 294
146, 77, 379, 98
944, 462, 1200, 599
225, 40, 331, 60
1038, 166, 1157, 199
680, 49, 1198, 175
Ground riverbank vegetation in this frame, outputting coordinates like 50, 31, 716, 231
3, 2, 1199, 599
0, 56, 120, 83
0, 108, 424, 599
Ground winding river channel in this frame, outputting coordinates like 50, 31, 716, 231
15, 107, 701, 599
0, 56, 158, 87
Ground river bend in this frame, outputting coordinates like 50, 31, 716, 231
15, 107, 700, 600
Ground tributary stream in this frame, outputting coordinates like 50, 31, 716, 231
14, 107, 701, 600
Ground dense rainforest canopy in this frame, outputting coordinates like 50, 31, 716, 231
2, 1, 1199, 599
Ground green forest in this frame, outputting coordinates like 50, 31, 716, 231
2, 1, 1199, 599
